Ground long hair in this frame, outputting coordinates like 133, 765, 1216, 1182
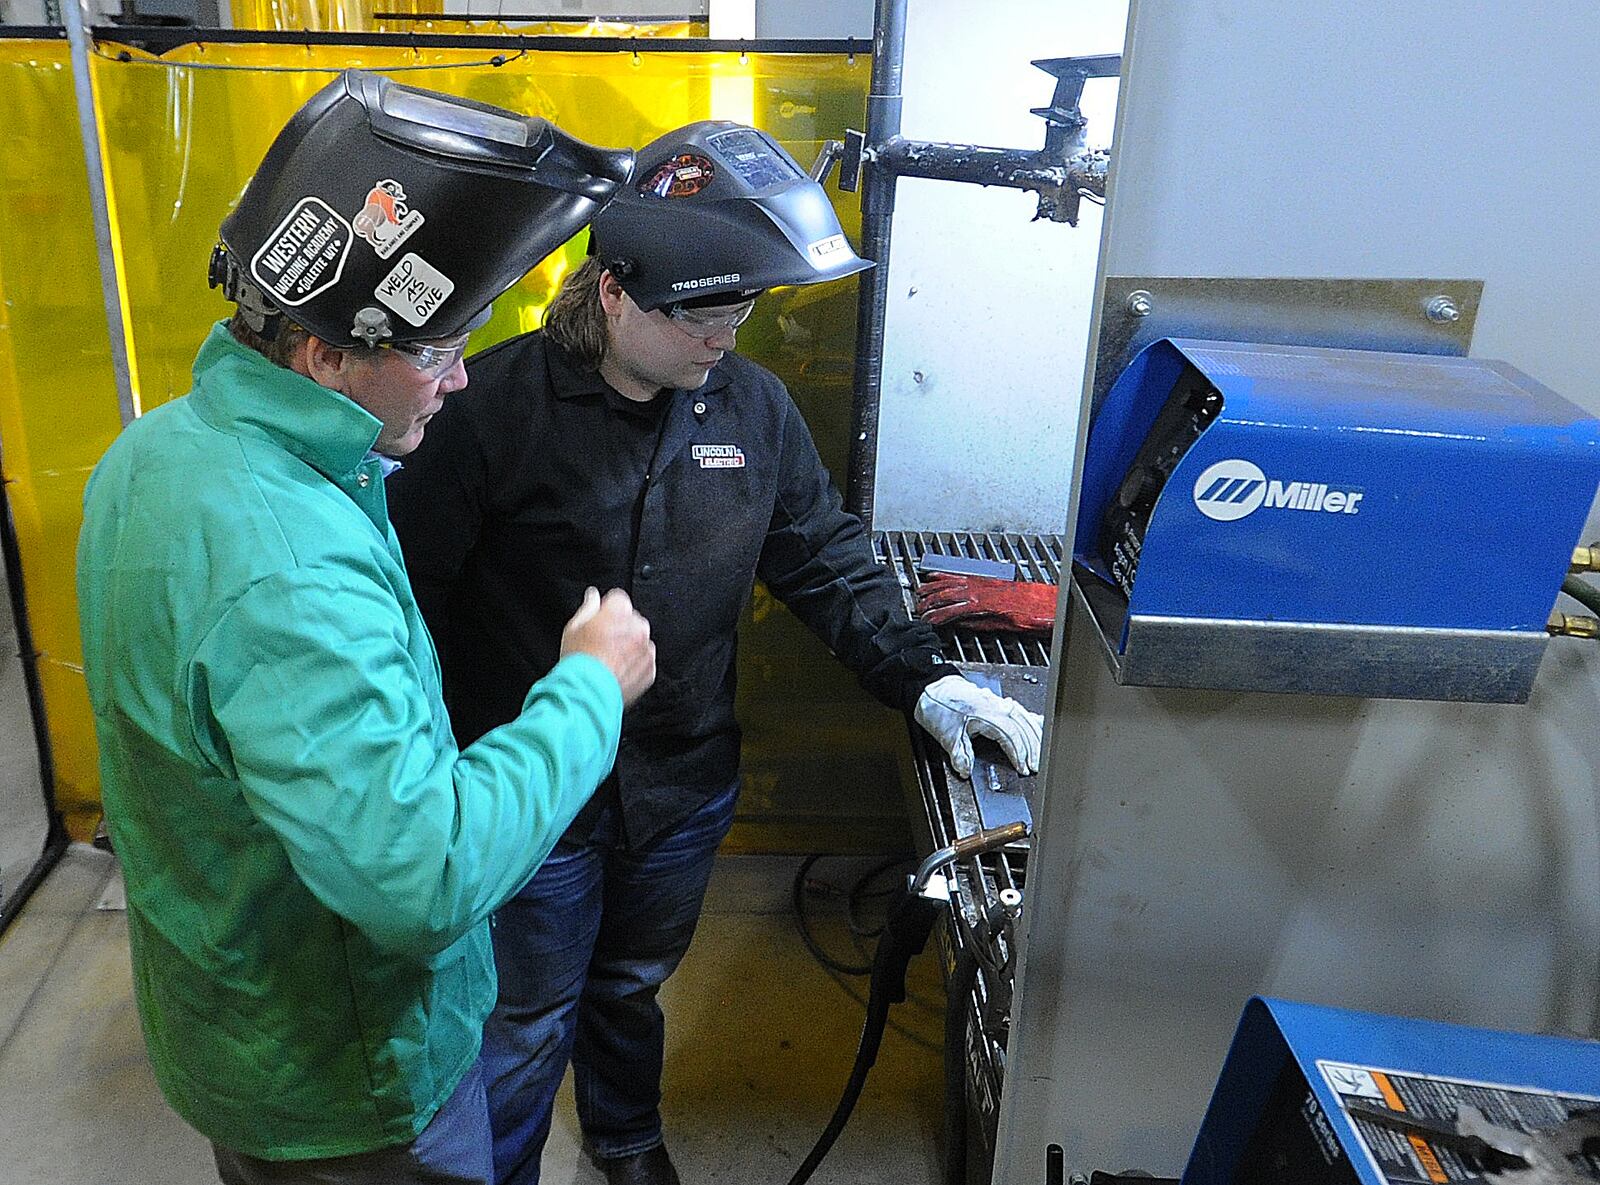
542, 257, 609, 369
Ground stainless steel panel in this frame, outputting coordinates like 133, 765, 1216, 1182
999, 594, 1600, 1180
1093, 276, 1482, 411
1121, 613, 1544, 703
994, 4, 1600, 1181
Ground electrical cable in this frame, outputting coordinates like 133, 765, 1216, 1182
1561, 574, 1600, 618
792, 854, 874, 975
792, 852, 916, 974
845, 852, 915, 938
786, 886, 943, 1185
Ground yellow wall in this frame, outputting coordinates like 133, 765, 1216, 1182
4, 38, 878, 842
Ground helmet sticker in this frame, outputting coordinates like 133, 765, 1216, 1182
375, 252, 454, 328
352, 178, 425, 260
640, 153, 716, 199
249, 197, 353, 308
807, 234, 850, 265
705, 127, 801, 189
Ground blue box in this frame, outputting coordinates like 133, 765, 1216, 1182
1072, 338, 1600, 701
1183, 997, 1600, 1185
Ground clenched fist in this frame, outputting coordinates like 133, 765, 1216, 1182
561, 587, 656, 707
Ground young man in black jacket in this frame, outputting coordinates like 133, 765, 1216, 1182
388, 121, 1044, 1185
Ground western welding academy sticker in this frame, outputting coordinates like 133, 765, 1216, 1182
251, 198, 352, 307
353, 179, 424, 260
375, 253, 453, 328
693, 444, 745, 469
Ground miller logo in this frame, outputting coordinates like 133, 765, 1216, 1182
1192, 459, 1364, 522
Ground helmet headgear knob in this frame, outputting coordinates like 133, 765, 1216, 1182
350, 306, 393, 347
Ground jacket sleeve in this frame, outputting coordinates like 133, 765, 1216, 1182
189, 566, 621, 958
755, 395, 947, 712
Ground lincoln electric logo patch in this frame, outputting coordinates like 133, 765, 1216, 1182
693, 444, 745, 469
1192, 458, 1364, 522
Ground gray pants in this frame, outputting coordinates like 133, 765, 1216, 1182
212, 1060, 491, 1185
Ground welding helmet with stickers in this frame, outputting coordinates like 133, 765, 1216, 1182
209, 70, 634, 346
588, 120, 872, 312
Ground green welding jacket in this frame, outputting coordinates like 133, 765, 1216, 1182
76, 323, 622, 1160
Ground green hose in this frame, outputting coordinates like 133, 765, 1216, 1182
1561, 575, 1600, 617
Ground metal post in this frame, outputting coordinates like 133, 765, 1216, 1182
843, 0, 907, 528
62, 0, 138, 427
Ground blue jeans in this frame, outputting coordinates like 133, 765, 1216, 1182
483, 781, 739, 1185
213, 1059, 492, 1184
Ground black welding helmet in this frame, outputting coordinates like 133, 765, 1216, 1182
210, 70, 634, 345
588, 120, 872, 312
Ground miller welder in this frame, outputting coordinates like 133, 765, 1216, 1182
1071, 337, 1600, 703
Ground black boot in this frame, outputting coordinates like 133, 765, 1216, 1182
598, 1145, 681, 1185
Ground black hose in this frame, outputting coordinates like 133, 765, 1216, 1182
1562, 575, 1600, 618
943, 947, 979, 1185
792, 854, 874, 976
787, 887, 942, 1185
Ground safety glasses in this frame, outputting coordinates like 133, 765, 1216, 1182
383, 333, 471, 378
664, 299, 757, 335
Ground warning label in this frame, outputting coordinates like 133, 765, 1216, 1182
1316, 1060, 1600, 1185
250, 197, 352, 307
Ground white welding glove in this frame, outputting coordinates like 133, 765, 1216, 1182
913, 674, 1044, 779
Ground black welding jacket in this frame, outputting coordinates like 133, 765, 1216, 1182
388, 333, 947, 847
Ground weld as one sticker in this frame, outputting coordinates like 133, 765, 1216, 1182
693, 443, 745, 469
250, 197, 352, 307
353, 179, 425, 260
375, 252, 454, 328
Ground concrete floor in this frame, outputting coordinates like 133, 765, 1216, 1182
0, 845, 947, 1185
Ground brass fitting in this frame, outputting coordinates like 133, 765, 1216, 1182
1548, 612, 1600, 639
1571, 544, 1600, 572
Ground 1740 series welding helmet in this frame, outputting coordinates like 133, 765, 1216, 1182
588, 120, 872, 312
209, 70, 634, 346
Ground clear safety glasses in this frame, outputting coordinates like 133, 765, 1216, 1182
383, 334, 471, 378
664, 299, 757, 336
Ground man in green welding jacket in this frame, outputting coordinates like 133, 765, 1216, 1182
75, 71, 652, 1185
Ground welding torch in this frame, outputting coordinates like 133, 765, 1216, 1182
786, 821, 1028, 1185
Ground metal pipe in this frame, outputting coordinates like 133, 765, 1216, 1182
873, 136, 1108, 224
66, 0, 138, 427
843, 0, 907, 526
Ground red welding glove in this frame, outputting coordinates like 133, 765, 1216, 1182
913, 574, 1058, 634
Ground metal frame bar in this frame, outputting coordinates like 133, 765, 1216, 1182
66, 2, 139, 428
89, 25, 867, 54
0, 454, 69, 937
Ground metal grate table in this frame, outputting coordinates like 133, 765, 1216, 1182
874, 529, 1062, 1176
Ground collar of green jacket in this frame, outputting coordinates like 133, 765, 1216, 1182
189, 321, 384, 480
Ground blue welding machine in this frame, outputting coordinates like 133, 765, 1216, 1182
1182, 997, 1600, 1185
1073, 338, 1600, 702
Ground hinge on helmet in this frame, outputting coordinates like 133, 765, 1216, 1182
209, 244, 285, 340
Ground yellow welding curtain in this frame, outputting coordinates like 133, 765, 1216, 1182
3, 40, 877, 841
0, 40, 126, 839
